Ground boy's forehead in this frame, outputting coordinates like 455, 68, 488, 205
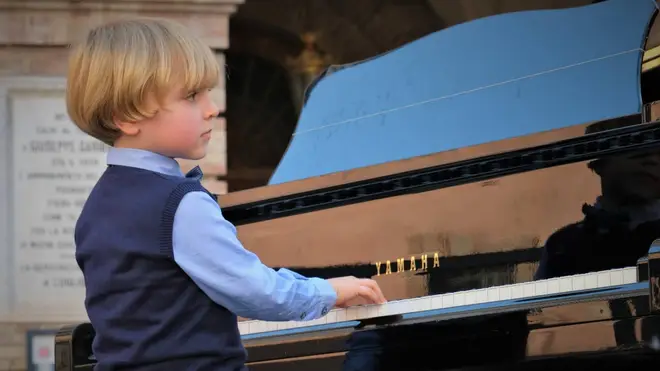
158, 84, 187, 100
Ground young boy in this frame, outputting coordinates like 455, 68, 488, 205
66, 18, 386, 370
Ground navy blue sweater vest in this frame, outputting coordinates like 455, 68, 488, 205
75, 165, 246, 370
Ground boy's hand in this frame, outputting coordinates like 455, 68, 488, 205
328, 276, 387, 308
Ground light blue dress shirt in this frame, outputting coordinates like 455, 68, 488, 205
106, 147, 337, 321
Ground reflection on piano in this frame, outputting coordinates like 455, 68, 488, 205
55, 247, 660, 370
56, 0, 660, 369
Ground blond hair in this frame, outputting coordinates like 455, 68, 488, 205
66, 18, 221, 145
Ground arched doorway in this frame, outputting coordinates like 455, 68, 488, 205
224, 51, 298, 191
223, 20, 305, 192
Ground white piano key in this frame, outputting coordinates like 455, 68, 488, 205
430, 295, 443, 309
367, 304, 380, 318
345, 307, 359, 321
571, 275, 585, 291
326, 309, 337, 324
487, 287, 500, 302
464, 290, 477, 305
609, 269, 624, 285
585, 273, 598, 289
238, 322, 248, 335
511, 284, 524, 299
475, 289, 489, 303
264, 321, 278, 332
523, 282, 536, 297
394, 299, 410, 314
534, 280, 547, 296
558, 277, 572, 292
623, 267, 637, 283
498, 285, 512, 300
419, 297, 432, 311
405, 298, 420, 312
382, 301, 397, 316
309, 316, 326, 327
441, 293, 454, 308
237, 266, 640, 336
336, 308, 347, 322
546, 278, 560, 294
453, 292, 465, 306
597, 271, 611, 287
248, 321, 259, 334
357, 305, 369, 319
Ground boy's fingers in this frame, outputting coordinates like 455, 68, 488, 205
358, 285, 381, 304
358, 279, 387, 303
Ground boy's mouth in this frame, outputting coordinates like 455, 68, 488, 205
201, 129, 212, 138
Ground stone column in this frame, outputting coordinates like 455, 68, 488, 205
0, 1, 242, 369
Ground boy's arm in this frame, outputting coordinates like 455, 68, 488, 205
171, 191, 337, 322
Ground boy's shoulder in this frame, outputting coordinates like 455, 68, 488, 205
89, 165, 207, 202
79, 166, 211, 227
104, 164, 188, 182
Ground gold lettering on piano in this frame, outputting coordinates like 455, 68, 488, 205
374, 252, 440, 275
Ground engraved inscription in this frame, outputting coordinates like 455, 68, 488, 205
11, 93, 107, 315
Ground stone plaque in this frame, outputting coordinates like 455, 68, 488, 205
9, 89, 106, 321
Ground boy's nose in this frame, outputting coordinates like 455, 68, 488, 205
204, 100, 220, 119
206, 106, 220, 119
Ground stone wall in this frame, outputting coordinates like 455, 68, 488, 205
0, 1, 241, 369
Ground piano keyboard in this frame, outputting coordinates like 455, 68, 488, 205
238, 266, 638, 337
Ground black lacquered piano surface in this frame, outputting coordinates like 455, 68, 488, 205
60, 275, 660, 371
219, 0, 660, 303
229, 0, 660, 369
242, 255, 660, 371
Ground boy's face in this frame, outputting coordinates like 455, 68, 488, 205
129, 85, 219, 160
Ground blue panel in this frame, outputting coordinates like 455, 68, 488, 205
270, 0, 656, 185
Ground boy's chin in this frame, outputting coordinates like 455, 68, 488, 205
179, 148, 208, 161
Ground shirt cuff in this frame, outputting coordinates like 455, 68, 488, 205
300, 278, 337, 321
278, 268, 309, 281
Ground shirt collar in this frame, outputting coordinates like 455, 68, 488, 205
106, 147, 184, 177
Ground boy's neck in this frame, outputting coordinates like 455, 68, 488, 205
113, 136, 160, 154
107, 147, 184, 177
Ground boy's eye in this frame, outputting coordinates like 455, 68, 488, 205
186, 91, 198, 101
186, 89, 212, 101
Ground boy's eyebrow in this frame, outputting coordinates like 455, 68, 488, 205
177, 87, 195, 96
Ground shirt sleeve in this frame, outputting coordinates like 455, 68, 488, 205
171, 191, 337, 321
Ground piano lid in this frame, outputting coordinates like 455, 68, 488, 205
269, 0, 657, 185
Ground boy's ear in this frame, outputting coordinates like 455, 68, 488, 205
113, 118, 140, 136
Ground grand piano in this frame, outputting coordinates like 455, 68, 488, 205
56, 0, 660, 369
